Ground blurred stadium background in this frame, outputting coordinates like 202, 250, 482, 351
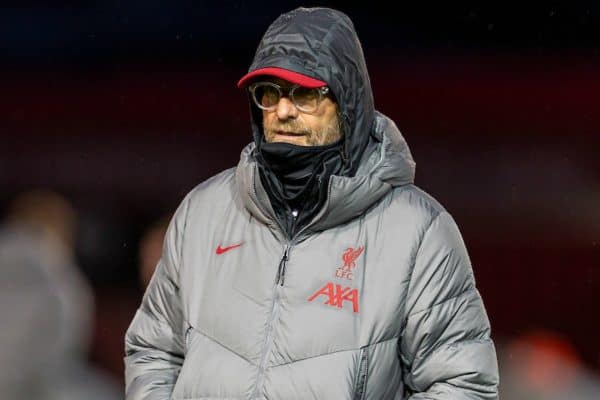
1, 1, 598, 398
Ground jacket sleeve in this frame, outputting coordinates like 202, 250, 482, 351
124, 196, 190, 400
399, 211, 499, 399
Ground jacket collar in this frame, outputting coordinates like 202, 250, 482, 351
235, 112, 416, 240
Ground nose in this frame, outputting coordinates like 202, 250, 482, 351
274, 96, 298, 120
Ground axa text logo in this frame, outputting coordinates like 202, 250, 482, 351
335, 246, 364, 280
307, 282, 359, 313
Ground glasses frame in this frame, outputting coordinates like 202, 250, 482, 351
248, 81, 330, 114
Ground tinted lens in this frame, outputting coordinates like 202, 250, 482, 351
253, 84, 280, 109
250, 82, 325, 113
292, 87, 319, 112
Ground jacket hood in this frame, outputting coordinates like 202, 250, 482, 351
243, 7, 376, 176
236, 111, 416, 237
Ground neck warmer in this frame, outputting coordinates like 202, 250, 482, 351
256, 138, 344, 237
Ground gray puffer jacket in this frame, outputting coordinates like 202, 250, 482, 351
125, 7, 499, 400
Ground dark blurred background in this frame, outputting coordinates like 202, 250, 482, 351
1, 1, 599, 398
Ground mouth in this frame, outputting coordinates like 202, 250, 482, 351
274, 130, 305, 137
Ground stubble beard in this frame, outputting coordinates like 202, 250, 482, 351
264, 113, 342, 146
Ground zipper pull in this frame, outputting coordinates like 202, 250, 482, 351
276, 247, 289, 286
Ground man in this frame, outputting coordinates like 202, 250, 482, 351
1, 189, 121, 400
124, 7, 499, 399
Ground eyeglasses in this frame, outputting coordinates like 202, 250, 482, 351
248, 81, 330, 114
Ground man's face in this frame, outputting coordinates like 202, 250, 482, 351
260, 78, 342, 146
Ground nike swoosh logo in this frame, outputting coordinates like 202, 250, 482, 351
216, 243, 243, 255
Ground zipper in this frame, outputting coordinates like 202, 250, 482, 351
289, 208, 299, 238
250, 244, 291, 399
276, 208, 295, 286
183, 326, 193, 356
251, 285, 281, 399
353, 346, 369, 400
275, 246, 290, 286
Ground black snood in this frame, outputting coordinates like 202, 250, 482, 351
256, 137, 343, 237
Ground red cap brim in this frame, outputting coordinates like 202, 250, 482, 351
237, 67, 326, 88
